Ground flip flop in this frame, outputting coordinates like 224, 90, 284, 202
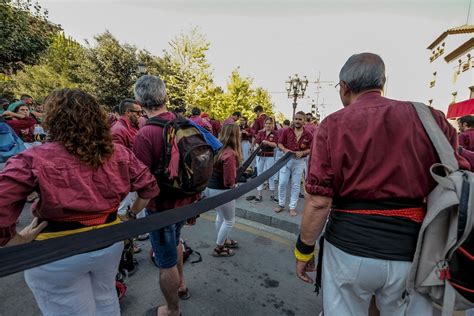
290, 209, 298, 217
246, 195, 256, 201
178, 288, 191, 300
274, 205, 284, 213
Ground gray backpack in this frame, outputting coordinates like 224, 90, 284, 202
406, 102, 474, 316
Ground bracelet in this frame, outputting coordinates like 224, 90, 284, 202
295, 234, 315, 254
294, 248, 315, 262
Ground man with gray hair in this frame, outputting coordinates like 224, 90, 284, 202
295, 53, 469, 315
128, 75, 195, 316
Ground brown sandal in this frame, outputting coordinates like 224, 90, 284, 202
274, 205, 284, 213
212, 246, 235, 257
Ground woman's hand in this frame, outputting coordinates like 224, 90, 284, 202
5, 218, 48, 247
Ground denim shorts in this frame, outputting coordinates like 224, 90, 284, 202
146, 209, 185, 269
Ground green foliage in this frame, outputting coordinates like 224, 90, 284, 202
10, 33, 85, 100
0, 0, 60, 75
80, 31, 140, 107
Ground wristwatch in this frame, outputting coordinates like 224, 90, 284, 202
126, 209, 137, 219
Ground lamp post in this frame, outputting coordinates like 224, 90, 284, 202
137, 62, 147, 76
286, 74, 309, 119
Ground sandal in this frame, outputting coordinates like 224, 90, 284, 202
224, 239, 238, 248
290, 209, 298, 217
253, 196, 262, 203
212, 246, 235, 257
178, 288, 191, 300
274, 205, 284, 213
270, 195, 278, 202
246, 195, 256, 201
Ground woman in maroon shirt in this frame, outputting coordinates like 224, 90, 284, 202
254, 117, 278, 202
205, 124, 241, 257
0, 89, 159, 315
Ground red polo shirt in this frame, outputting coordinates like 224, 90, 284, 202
278, 126, 313, 152
459, 128, 474, 151
255, 130, 277, 156
252, 113, 267, 134
111, 117, 138, 149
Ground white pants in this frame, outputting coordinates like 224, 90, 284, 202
277, 158, 305, 209
25, 242, 124, 316
117, 192, 145, 218
322, 241, 433, 316
256, 156, 276, 191
241, 140, 251, 163
205, 188, 235, 246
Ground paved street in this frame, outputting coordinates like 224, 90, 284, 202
0, 211, 322, 316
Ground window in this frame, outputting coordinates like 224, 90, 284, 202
430, 71, 437, 88
463, 54, 472, 72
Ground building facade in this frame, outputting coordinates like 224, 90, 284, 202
426, 25, 474, 115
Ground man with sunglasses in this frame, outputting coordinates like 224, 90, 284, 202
111, 98, 142, 149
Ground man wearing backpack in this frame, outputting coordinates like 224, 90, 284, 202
295, 53, 470, 315
128, 75, 201, 316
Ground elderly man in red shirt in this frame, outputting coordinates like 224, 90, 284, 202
130, 75, 197, 316
274, 111, 313, 216
295, 53, 469, 316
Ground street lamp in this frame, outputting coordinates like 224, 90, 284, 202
137, 62, 147, 75
286, 74, 309, 119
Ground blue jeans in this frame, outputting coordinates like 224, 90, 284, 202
146, 209, 185, 269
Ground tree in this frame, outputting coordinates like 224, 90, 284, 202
11, 33, 86, 100
81, 31, 140, 107
0, 0, 60, 75
208, 69, 273, 121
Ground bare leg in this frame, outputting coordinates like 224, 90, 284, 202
177, 242, 186, 292
159, 266, 180, 316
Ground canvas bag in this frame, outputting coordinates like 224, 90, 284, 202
406, 102, 474, 316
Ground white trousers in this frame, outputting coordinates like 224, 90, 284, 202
241, 140, 251, 163
256, 156, 276, 191
117, 192, 145, 219
24, 242, 124, 316
322, 241, 433, 316
205, 188, 235, 246
277, 158, 305, 209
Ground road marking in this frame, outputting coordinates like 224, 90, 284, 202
200, 213, 294, 247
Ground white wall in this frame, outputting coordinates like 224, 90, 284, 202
426, 32, 473, 112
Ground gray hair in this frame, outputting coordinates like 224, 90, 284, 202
339, 53, 386, 94
133, 75, 167, 110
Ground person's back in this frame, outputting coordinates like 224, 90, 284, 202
296, 53, 469, 316
0, 89, 158, 316
131, 75, 196, 316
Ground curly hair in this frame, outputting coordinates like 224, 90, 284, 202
42, 89, 114, 169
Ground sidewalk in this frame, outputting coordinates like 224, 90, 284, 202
234, 187, 305, 235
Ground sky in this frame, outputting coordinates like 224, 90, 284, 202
38, 0, 473, 119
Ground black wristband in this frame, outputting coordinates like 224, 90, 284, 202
296, 234, 315, 255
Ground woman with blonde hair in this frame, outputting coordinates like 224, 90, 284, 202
0, 89, 159, 315
205, 123, 241, 257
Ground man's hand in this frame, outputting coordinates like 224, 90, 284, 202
295, 151, 304, 158
296, 256, 316, 284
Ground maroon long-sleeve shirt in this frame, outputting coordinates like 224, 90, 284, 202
6, 116, 36, 142
0, 142, 159, 245
111, 117, 138, 149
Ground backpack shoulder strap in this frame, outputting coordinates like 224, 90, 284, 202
145, 116, 168, 127
411, 102, 459, 171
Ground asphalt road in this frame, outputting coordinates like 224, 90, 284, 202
0, 211, 322, 316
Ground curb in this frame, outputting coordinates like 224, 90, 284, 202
235, 207, 300, 235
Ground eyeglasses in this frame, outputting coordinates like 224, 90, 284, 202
128, 109, 142, 115
335, 82, 340, 92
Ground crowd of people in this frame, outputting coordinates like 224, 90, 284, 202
0, 52, 473, 316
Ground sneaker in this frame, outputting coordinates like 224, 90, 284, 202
137, 233, 149, 241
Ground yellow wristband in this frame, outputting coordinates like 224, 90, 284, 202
294, 248, 315, 262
